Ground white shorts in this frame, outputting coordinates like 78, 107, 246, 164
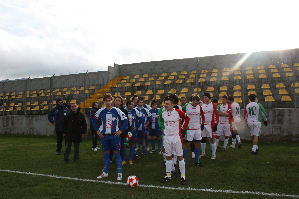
248, 122, 261, 136
186, 129, 202, 141
202, 125, 212, 138
163, 136, 183, 157
216, 123, 231, 137
231, 122, 238, 131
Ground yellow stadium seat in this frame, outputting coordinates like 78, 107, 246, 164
247, 75, 254, 79
296, 88, 299, 94
259, 74, 267, 78
157, 90, 165, 95
246, 70, 253, 74
135, 91, 142, 95
198, 78, 205, 82
206, 87, 214, 92
10, 103, 15, 106
248, 91, 257, 95
161, 73, 168, 76
179, 75, 185, 79
268, 65, 276, 69
294, 63, 299, 66
84, 90, 89, 94
134, 82, 141, 86
123, 76, 130, 79
79, 87, 84, 91
295, 83, 299, 87
144, 96, 149, 101
211, 73, 218, 77
158, 76, 164, 81
234, 71, 241, 75
130, 79, 135, 83
279, 89, 288, 95
171, 72, 177, 76
271, 69, 278, 73
143, 74, 149, 78
176, 79, 183, 84
223, 72, 229, 76
164, 80, 172, 85
194, 88, 202, 92
134, 75, 140, 78
223, 68, 230, 71
125, 92, 131, 96
189, 74, 196, 78
265, 96, 275, 102
220, 86, 227, 91
120, 79, 126, 83
285, 73, 293, 77
168, 76, 175, 80
125, 83, 131, 87
187, 79, 194, 83
281, 64, 288, 68
148, 77, 154, 81
281, 96, 292, 102
222, 76, 229, 80
17, 107, 22, 111
74, 91, 80, 95
261, 84, 270, 89
283, 68, 292, 72
181, 88, 188, 93
145, 81, 151, 86
179, 93, 186, 98
212, 69, 218, 73
234, 75, 241, 80
41, 101, 47, 105
258, 69, 266, 73
233, 91, 241, 97
89, 86, 95, 90
219, 92, 227, 97
257, 66, 264, 70
200, 74, 207, 78
246, 66, 252, 70
32, 106, 39, 111
155, 95, 161, 100
263, 90, 272, 96
272, 73, 280, 78
70, 99, 76, 104
276, 83, 285, 88
191, 70, 197, 74
234, 85, 241, 90
168, 89, 176, 94
247, 85, 255, 90
139, 78, 145, 82
235, 98, 242, 103
201, 70, 208, 73
181, 71, 188, 75
210, 77, 217, 81
156, 81, 161, 85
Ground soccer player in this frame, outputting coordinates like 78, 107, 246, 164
148, 100, 162, 153
135, 97, 151, 156
244, 94, 268, 154
182, 96, 205, 166
159, 96, 190, 185
227, 95, 242, 148
126, 100, 140, 165
215, 95, 233, 151
90, 102, 100, 152
48, 98, 69, 155
132, 95, 139, 107
95, 94, 128, 181
201, 93, 219, 160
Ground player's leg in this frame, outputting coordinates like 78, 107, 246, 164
236, 130, 242, 147
141, 131, 146, 155
200, 137, 207, 157
175, 136, 186, 185
112, 136, 122, 180
223, 124, 231, 151
251, 122, 261, 154
157, 131, 162, 152
97, 136, 110, 179
64, 140, 72, 163
149, 130, 156, 152
120, 136, 127, 165
210, 132, 217, 159
215, 124, 222, 150
161, 136, 173, 183
231, 130, 236, 148
183, 130, 193, 161
73, 141, 80, 162
56, 130, 63, 154
193, 130, 202, 166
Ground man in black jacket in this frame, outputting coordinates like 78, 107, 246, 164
63, 103, 87, 163
48, 98, 69, 155
90, 102, 100, 151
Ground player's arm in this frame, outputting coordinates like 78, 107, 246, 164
158, 107, 165, 131
116, 108, 128, 136
182, 103, 188, 113
200, 106, 205, 130
258, 103, 268, 126
48, 108, 56, 125
176, 109, 190, 130
213, 103, 219, 124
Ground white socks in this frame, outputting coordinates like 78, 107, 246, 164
165, 160, 172, 175
211, 142, 216, 156
224, 138, 228, 149
236, 135, 241, 143
252, 145, 258, 152
179, 159, 185, 179
231, 138, 236, 147
216, 138, 220, 149
201, 143, 206, 155
172, 155, 177, 171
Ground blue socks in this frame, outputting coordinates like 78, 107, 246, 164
129, 146, 135, 161
142, 146, 146, 154
158, 139, 162, 151
183, 149, 188, 161
195, 148, 200, 164
122, 147, 127, 162
151, 140, 155, 151
115, 152, 122, 174
103, 153, 111, 173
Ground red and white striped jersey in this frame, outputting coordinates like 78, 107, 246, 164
161, 108, 190, 136
201, 102, 219, 126
185, 103, 205, 130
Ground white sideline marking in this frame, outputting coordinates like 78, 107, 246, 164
0, 169, 298, 198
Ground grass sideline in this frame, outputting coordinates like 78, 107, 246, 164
0, 134, 298, 199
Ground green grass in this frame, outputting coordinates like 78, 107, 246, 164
0, 134, 298, 199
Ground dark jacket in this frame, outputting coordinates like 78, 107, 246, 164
48, 104, 69, 132
90, 107, 100, 132
120, 107, 128, 138
63, 108, 87, 142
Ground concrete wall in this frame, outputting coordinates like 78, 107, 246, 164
0, 108, 298, 141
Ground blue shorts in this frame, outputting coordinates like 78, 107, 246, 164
149, 129, 162, 137
129, 130, 138, 144
137, 130, 147, 138
101, 135, 121, 151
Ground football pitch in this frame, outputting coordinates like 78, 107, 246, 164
0, 135, 298, 199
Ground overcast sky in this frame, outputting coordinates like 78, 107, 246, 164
1, 0, 298, 80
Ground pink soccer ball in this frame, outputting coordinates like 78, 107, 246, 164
127, 175, 139, 187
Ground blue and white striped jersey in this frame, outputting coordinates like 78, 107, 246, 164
135, 106, 151, 131
149, 108, 160, 130
95, 107, 128, 135
127, 108, 140, 131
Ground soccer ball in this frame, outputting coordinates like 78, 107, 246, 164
127, 175, 138, 187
